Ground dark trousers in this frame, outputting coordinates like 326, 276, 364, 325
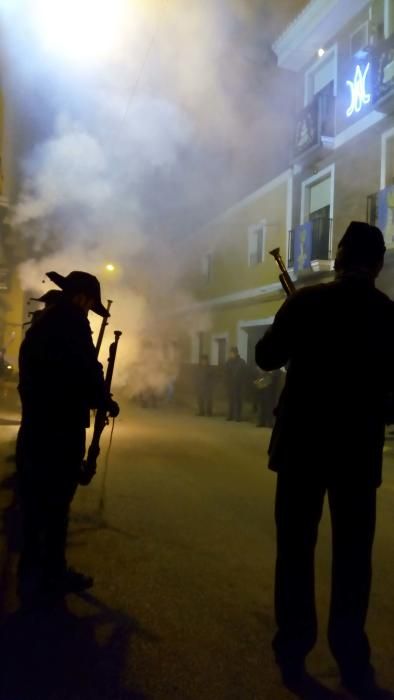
197, 393, 212, 416
16, 423, 85, 580
273, 469, 376, 678
257, 392, 273, 427
228, 387, 242, 421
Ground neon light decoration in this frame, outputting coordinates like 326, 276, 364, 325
346, 63, 371, 117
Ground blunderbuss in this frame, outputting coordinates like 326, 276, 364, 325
79, 300, 121, 486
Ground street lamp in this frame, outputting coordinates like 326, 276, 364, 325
31, 0, 127, 64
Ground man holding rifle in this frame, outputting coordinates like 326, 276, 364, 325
17, 271, 119, 600
256, 222, 394, 697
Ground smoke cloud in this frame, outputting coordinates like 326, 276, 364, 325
2, 0, 304, 396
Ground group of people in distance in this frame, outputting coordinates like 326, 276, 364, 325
195, 347, 283, 425
12, 220, 394, 698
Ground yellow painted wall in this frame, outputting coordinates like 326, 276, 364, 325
2, 269, 24, 365
210, 296, 282, 341
183, 172, 291, 363
0, 90, 4, 196
194, 174, 290, 301
0, 78, 24, 364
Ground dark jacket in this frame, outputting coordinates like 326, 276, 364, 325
18, 299, 108, 429
225, 356, 247, 390
255, 275, 394, 486
195, 363, 214, 395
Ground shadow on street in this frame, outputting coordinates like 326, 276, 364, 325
0, 462, 155, 700
0, 597, 153, 700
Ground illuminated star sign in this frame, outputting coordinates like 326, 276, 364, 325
346, 63, 371, 117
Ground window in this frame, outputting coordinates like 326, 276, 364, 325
350, 22, 369, 58
385, 0, 394, 38
301, 165, 334, 262
248, 222, 265, 266
211, 334, 228, 365
305, 47, 337, 105
309, 206, 331, 260
309, 177, 331, 214
201, 253, 212, 282
371, 0, 385, 43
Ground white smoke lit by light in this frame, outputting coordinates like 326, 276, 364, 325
32, 0, 128, 65
2, 0, 298, 395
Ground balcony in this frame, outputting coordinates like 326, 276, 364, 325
293, 85, 335, 164
288, 218, 333, 272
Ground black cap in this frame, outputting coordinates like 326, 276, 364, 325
336, 222, 386, 270
46, 271, 109, 317
30, 290, 64, 306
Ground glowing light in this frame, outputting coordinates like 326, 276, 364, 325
346, 63, 371, 117
32, 0, 127, 64
317, 48, 325, 58
105, 263, 115, 272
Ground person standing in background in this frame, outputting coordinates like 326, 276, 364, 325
225, 346, 246, 422
195, 354, 214, 416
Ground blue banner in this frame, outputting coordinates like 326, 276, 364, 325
293, 222, 313, 273
377, 185, 394, 248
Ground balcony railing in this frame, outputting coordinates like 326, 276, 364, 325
311, 217, 332, 261
288, 217, 333, 269
293, 84, 335, 161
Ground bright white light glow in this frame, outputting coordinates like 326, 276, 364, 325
317, 48, 325, 58
105, 263, 115, 272
346, 63, 371, 118
32, 0, 127, 64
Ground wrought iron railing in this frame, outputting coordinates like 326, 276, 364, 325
288, 217, 333, 267
311, 217, 332, 260
293, 84, 335, 160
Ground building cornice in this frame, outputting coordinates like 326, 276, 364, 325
273, 0, 370, 72
176, 281, 287, 314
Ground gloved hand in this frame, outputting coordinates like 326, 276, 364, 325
107, 397, 120, 418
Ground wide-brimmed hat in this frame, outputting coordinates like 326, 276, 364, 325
46, 270, 109, 317
30, 289, 64, 306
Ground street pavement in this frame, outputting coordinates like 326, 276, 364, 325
0, 403, 394, 699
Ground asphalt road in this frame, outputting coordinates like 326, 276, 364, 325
0, 404, 394, 699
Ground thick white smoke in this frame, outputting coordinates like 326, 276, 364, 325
2, 0, 302, 396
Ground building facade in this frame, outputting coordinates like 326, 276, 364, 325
0, 64, 23, 367
185, 0, 394, 368
184, 170, 292, 368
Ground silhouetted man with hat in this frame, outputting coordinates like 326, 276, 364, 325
17, 270, 119, 600
27, 289, 64, 327
256, 222, 394, 697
